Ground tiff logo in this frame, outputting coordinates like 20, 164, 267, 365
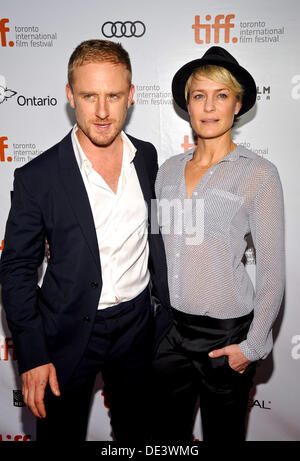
0, 18, 14, 47
0, 434, 31, 441
192, 14, 238, 44
0, 337, 16, 360
181, 135, 196, 152
0, 136, 12, 162
101, 391, 110, 409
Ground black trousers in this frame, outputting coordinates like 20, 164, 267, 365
152, 308, 256, 442
36, 287, 153, 442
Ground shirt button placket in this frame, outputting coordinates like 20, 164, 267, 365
173, 235, 182, 307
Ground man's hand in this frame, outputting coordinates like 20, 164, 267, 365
208, 344, 251, 374
22, 363, 60, 418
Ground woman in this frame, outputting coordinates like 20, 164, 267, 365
152, 46, 285, 441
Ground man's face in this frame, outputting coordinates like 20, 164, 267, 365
66, 61, 134, 149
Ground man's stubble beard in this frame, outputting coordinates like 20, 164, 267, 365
78, 121, 120, 148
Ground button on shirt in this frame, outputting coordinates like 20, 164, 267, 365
72, 125, 149, 309
155, 146, 285, 361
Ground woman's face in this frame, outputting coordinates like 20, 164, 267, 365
187, 75, 242, 141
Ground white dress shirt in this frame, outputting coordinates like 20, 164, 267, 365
71, 125, 149, 309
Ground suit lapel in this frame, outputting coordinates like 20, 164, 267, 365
58, 132, 101, 271
57, 132, 153, 272
133, 150, 153, 216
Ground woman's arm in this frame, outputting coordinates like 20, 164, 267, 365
239, 166, 285, 361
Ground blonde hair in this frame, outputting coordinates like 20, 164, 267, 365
185, 65, 243, 104
68, 39, 132, 86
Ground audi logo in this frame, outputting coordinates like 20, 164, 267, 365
101, 21, 146, 38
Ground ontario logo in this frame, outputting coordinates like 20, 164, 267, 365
0, 75, 17, 104
0, 76, 57, 107
192, 14, 238, 44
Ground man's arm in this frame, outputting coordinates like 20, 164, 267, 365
0, 170, 59, 417
0, 168, 60, 415
0, 168, 50, 372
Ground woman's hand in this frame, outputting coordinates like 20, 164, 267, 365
208, 344, 251, 373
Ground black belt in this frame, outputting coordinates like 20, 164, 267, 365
172, 307, 253, 331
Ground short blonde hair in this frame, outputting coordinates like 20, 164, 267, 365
185, 65, 243, 104
68, 39, 132, 86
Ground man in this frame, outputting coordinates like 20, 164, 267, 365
0, 39, 172, 442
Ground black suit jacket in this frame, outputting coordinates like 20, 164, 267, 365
0, 131, 172, 385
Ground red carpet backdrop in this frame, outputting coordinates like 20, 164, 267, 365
0, 0, 299, 441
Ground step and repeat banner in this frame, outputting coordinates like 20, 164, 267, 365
0, 0, 299, 442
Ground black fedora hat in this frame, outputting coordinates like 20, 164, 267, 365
172, 46, 257, 116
